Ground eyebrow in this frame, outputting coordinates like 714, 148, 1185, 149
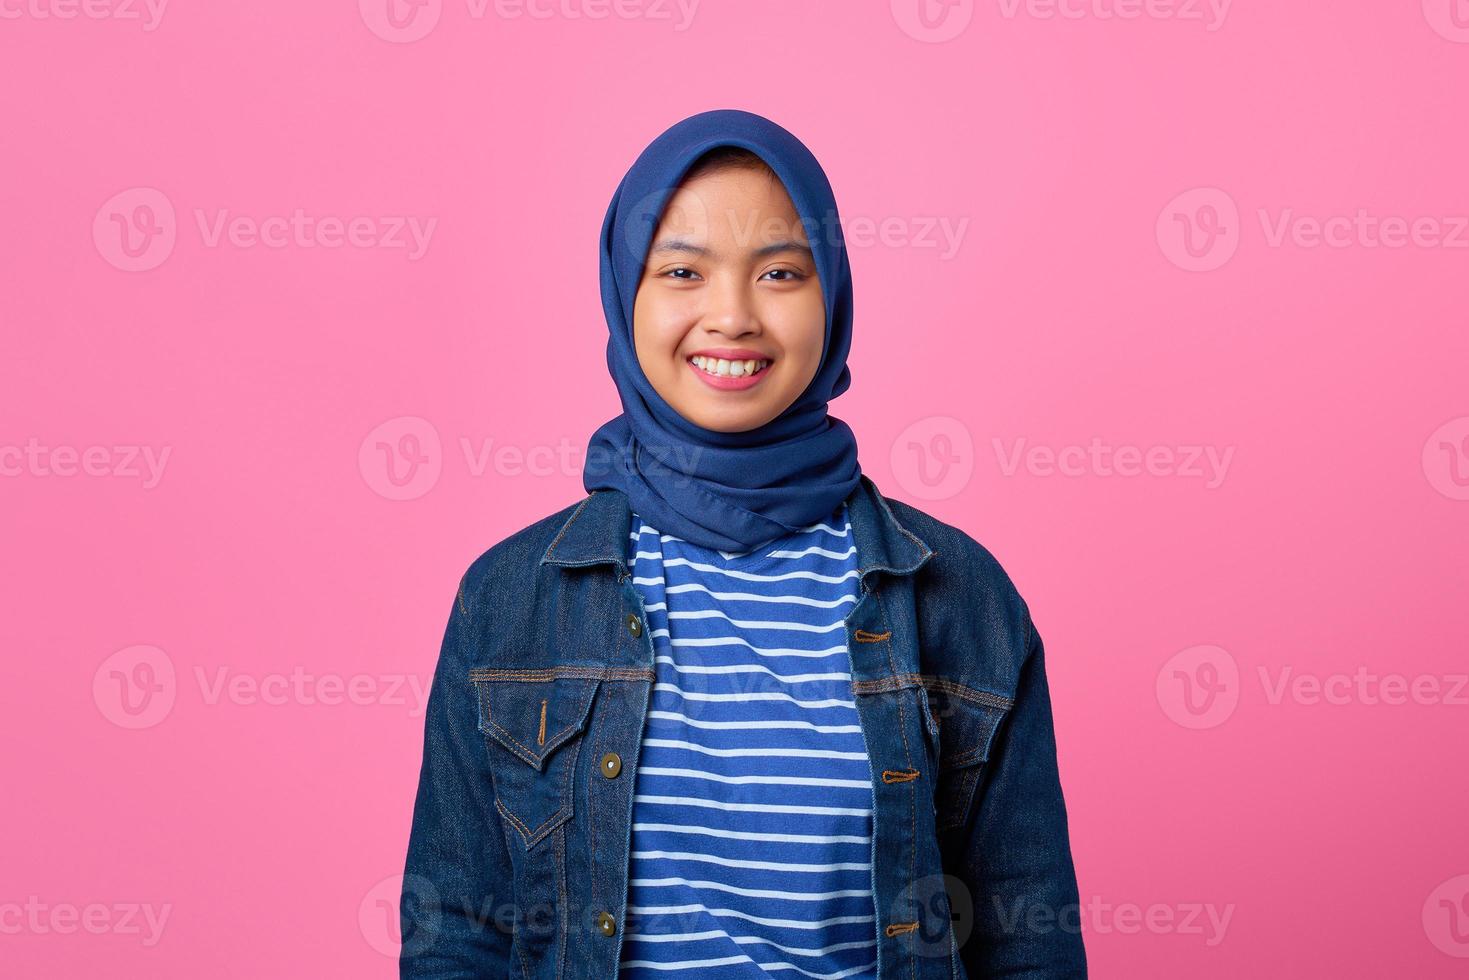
648, 238, 814, 261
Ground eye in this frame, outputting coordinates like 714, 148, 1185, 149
761, 268, 808, 282
662, 266, 702, 281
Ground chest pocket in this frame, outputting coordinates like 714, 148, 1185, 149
470, 669, 601, 850
917, 680, 1012, 833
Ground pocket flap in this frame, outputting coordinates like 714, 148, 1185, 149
469, 669, 600, 771
921, 681, 1011, 769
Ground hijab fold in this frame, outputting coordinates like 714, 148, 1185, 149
583, 109, 863, 553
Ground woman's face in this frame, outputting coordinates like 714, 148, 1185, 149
632, 165, 825, 433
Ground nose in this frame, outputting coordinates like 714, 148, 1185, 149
702, 274, 759, 338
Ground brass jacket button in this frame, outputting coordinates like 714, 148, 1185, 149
626, 613, 642, 637
600, 752, 622, 778
596, 911, 616, 936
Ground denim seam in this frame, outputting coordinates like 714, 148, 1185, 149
470, 667, 655, 682
853, 674, 1014, 712
541, 493, 596, 564
873, 588, 919, 980
556, 822, 568, 980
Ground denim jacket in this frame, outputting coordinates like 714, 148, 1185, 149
400, 473, 1086, 978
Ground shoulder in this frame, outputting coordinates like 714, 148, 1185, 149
884, 494, 1031, 620
875, 489, 1038, 686
453, 495, 592, 625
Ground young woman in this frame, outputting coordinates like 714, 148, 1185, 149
400, 109, 1086, 979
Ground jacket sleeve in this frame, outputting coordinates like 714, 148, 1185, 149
955, 610, 1087, 978
400, 577, 516, 978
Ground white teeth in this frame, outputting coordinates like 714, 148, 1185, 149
692, 356, 769, 378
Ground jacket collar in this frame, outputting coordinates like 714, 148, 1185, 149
540, 473, 935, 584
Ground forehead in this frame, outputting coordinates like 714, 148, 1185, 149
655, 167, 807, 243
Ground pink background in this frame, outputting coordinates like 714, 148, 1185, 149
3, 1, 1468, 976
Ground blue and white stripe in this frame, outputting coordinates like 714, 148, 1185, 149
618, 502, 877, 979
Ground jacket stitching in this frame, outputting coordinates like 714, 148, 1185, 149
851, 673, 1014, 711
542, 493, 596, 563
871, 588, 919, 977
469, 666, 655, 682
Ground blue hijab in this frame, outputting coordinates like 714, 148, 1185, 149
583, 108, 862, 554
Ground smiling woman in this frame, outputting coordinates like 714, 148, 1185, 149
400, 109, 1087, 980
632, 147, 826, 433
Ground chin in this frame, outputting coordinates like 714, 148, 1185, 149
687, 407, 771, 434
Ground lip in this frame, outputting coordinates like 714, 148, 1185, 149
686, 351, 774, 391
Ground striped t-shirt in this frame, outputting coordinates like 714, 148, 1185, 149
618, 501, 878, 979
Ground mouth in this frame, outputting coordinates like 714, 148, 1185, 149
686, 353, 773, 391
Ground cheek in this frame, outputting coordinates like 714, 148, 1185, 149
783, 298, 826, 376
633, 289, 696, 352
